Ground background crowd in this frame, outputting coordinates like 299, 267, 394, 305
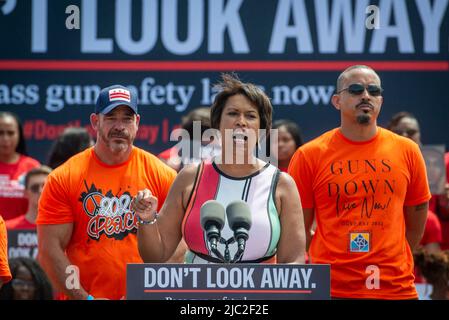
0, 86, 448, 299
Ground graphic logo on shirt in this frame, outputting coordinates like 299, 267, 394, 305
109, 88, 131, 103
349, 232, 370, 253
327, 158, 393, 219
79, 182, 137, 241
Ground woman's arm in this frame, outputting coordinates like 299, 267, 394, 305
135, 165, 197, 262
275, 172, 306, 264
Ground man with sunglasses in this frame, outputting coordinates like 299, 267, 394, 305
289, 65, 431, 299
6, 166, 52, 230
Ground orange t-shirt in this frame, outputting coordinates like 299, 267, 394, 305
289, 128, 431, 299
37, 147, 176, 299
0, 216, 12, 284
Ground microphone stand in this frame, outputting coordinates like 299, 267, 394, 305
231, 241, 245, 263
211, 247, 226, 262
224, 246, 231, 263
219, 237, 235, 263
231, 228, 248, 263
208, 236, 247, 263
207, 235, 225, 262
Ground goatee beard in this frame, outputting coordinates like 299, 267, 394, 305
356, 114, 371, 125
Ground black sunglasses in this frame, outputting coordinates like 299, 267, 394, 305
393, 128, 419, 136
337, 83, 383, 97
28, 183, 44, 193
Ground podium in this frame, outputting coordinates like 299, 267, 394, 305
127, 263, 330, 300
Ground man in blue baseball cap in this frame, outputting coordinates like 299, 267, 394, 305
92, 85, 140, 163
95, 84, 138, 115
37, 84, 180, 300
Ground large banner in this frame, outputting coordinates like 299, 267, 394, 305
1, 0, 448, 162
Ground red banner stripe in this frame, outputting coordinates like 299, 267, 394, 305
110, 93, 130, 98
143, 289, 313, 293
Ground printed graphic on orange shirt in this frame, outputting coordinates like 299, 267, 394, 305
327, 159, 393, 219
79, 182, 137, 241
349, 232, 370, 253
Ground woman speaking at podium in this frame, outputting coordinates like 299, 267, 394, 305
134, 73, 305, 264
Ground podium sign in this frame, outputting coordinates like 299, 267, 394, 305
7, 229, 38, 259
127, 264, 330, 300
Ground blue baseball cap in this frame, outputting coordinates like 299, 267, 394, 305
95, 85, 138, 114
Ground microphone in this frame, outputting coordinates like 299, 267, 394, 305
200, 200, 226, 260
226, 200, 252, 262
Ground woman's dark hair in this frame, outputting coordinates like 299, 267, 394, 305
273, 119, 304, 149
0, 257, 53, 300
414, 248, 449, 286
386, 111, 417, 130
24, 165, 52, 189
181, 107, 211, 138
47, 127, 93, 169
0, 111, 27, 156
210, 73, 272, 133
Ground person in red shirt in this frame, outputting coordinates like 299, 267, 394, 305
47, 127, 93, 169
420, 210, 443, 253
271, 119, 304, 173
435, 153, 449, 250
386, 112, 443, 253
0, 112, 40, 221
413, 210, 443, 285
6, 166, 52, 230
414, 249, 449, 300
158, 107, 220, 172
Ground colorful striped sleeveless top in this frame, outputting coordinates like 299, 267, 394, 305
182, 161, 281, 263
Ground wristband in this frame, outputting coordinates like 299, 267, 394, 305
137, 212, 158, 225
86, 294, 94, 300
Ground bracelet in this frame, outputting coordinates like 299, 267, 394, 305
137, 212, 158, 225
86, 294, 94, 300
